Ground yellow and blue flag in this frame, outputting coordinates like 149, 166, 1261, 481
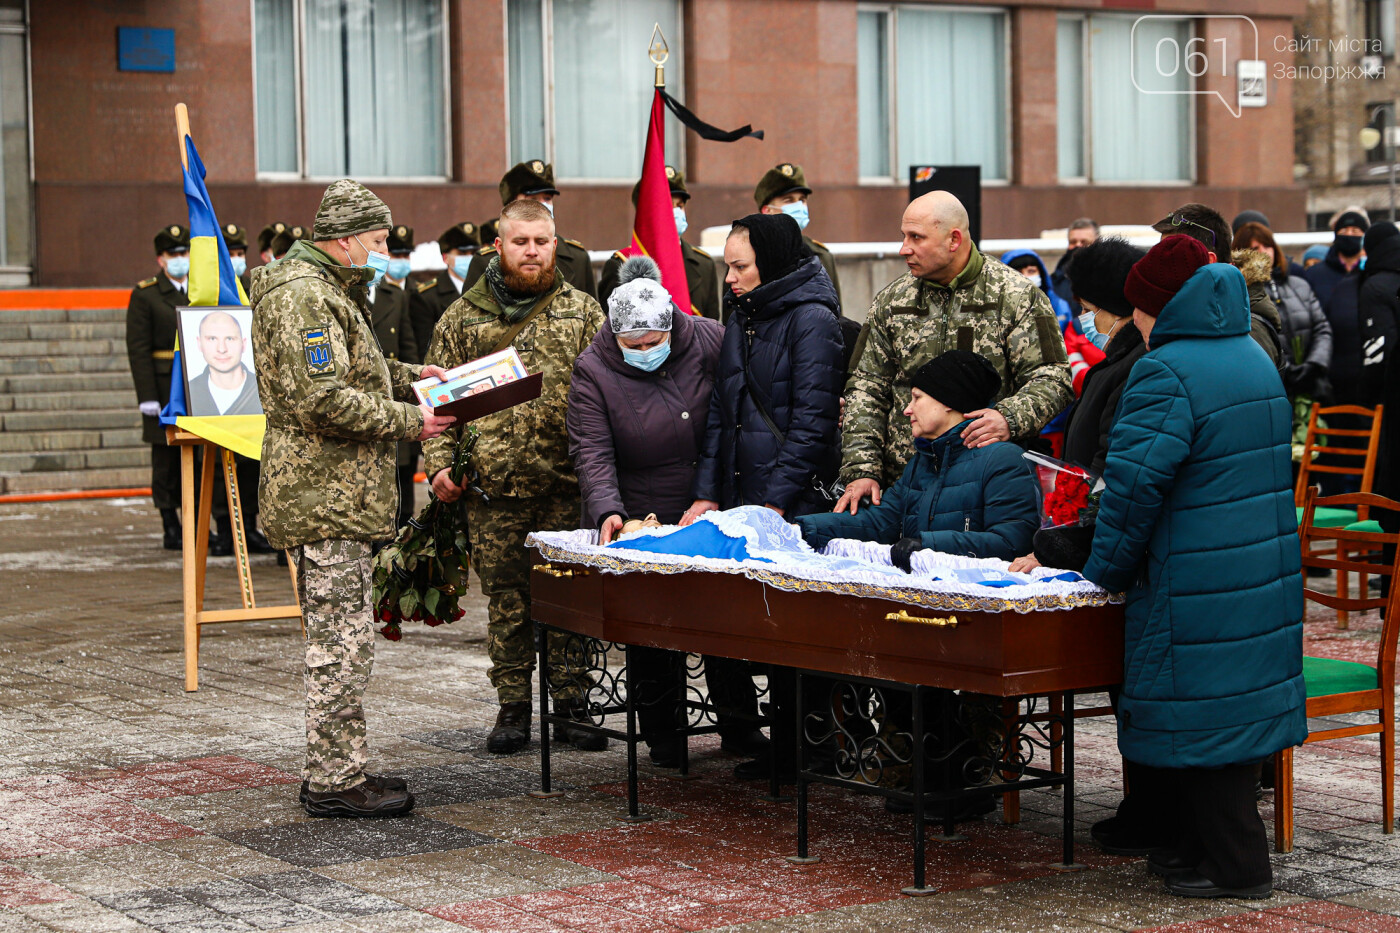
160, 134, 249, 425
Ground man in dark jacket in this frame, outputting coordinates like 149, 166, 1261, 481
1084, 235, 1306, 899
1303, 210, 1368, 309
797, 350, 1038, 562
409, 222, 479, 355
373, 224, 422, 528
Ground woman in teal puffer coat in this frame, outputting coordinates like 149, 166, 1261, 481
1083, 235, 1306, 900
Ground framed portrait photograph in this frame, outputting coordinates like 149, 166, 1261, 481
178, 306, 263, 417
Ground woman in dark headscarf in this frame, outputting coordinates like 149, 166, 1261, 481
683, 213, 844, 525
681, 213, 844, 782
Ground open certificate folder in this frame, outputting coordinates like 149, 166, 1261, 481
411, 347, 542, 422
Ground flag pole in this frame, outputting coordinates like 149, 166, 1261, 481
649, 24, 668, 88
175, 102, 190, 171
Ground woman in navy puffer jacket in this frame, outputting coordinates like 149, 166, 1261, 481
684, 213, 844, 524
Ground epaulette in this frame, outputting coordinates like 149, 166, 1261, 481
137, 276, 158, 288
417, 279, 437, 293
564, 238, 586, 249
808, 238, 829, 250
691, 246, 712, 258
610, 250, 626, 261
479, 246, 498, 257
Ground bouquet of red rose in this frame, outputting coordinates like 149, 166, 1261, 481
1024, 452, 1102, 530
371, 425, 481, 641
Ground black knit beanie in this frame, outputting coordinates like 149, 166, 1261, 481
1066, 237, 1147, 318
731, 212, 812, 285
911, 350, 1001, 414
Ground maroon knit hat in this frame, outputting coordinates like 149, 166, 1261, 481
1124, 234, 1210, 317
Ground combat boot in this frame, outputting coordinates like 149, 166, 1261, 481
486, 701, 532, 754
160, 508, 181, 550
553, 698, 608, 751
300, 772, 407, 805
303, 779, 414, 818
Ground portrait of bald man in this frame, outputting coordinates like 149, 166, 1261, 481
183, 308, 263, 416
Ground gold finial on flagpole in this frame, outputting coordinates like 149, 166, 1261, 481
649, 24, 669, 88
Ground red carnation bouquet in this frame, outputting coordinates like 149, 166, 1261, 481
371, 425, 481, 641
1024, 452, 1102, 530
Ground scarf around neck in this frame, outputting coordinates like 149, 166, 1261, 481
484, 255, 556, 323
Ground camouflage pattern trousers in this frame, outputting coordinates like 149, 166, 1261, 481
293, 538, 374, 793
466, 494, 588, 705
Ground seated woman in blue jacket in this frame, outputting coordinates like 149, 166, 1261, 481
797, 350, 1039, 566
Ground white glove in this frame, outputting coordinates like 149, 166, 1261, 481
139, 401, 161, 417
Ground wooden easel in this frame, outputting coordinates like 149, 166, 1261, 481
170, 426, 301, 691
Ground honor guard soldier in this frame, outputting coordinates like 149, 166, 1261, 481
224, 223, 252, 294
126, 224, 190, 549
464, 160, 598, 300
754, 162, 841, 312
598, 165, 720, 320
374, 224, 422, 528
409, 221, 480, 355
249, 179, 456, 817
257, 221, 288, 265
270, 224, 310, 261
479, 218, 499, 248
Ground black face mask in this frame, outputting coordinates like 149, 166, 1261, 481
1335, 234, 1363, 257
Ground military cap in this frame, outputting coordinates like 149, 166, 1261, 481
387, 224, 415, 255
630, 165, 690, 207
154, 223, 190, 254
221, 224, 248, 250
312, 179, 392, 240
270, 226, 308, 258
753, 162, 812, 208
480, 218, 500, 246
257, 221, 289, 253
499, 160, 560, 205
438, 221, 481, 255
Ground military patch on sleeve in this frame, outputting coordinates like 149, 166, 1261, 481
1035, 315, 1069, 364
300, 326, 336, 377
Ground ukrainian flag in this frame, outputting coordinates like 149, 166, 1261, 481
159, 133, 249, 427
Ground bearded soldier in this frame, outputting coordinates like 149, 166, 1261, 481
250, 179, 455, 817
424, 199, 605, 755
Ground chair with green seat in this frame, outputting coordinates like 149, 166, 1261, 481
1294, 403, 1383, 627
1275, 489, 1400, 853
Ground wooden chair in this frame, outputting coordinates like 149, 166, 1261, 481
1294, 403, 1383, 627
1274, 489, 1400, 853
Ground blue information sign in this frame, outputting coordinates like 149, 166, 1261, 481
117, 28, 175, 73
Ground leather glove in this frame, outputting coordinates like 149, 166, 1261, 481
139, 401, 161, 417
889, 536, 924, 574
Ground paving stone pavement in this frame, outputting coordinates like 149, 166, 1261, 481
2, 497, 1400, 932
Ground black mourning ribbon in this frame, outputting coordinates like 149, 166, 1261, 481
659, 89, 764, 142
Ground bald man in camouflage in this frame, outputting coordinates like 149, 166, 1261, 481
836, 191, 1074, 514
250, 179, 456, 818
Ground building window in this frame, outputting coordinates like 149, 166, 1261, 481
253, 0, 447, 179
857, 5, 1007, 182
508, 0, 682, 180
1056, 14, 1193, 183
0, 0, 29, 271
1365, 0, 1395, 59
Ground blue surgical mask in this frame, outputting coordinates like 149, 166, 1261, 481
1024, 271, 1043, 289
386, 258, 412, 281
353, 235, 391, 287
1078, 310, 1113, 350
451, 255, 473, 279
165, 256, 190, 279
620, 339, 671, 372
673, 207, 689, 237
780, 201, 810, 230
230, 256, 247, 277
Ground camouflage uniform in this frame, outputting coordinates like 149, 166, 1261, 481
423, 273, 604, 704
842, 247, 1073, 487
249, 180, 424, 792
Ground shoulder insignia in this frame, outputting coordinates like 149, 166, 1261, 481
610, 250, 626, 261
137, 276, 158, 288
479, 246, 498, 256
808, 238, 829, 250
300, 325, 336, 378
564, 239, 586, 249
417, 279, 437, 292
691, 246, 712, 258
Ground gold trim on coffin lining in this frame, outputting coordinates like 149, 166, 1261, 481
528, 540, 1123, 615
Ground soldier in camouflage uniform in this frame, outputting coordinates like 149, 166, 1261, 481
424, 199, 606, 756
249, 179, 455, 817
836, 191, 1073, 512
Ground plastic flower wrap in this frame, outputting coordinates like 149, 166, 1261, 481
372, 426, 481, 641
1023, 451, 1103, 530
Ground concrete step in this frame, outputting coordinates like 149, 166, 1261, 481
0, 355, 131, 375
83, 447, 149, 470
0, 446, 151, 472
0, 429, 104, 452
0, 339, 124, 359
0, 465, 148, 495
10, 392, 143, 412
0, 372, 135, 395
1, 408, 142, 433
0, 308, 125, 324
21, 322, 128, 341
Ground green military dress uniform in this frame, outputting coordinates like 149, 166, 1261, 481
597, 166, 720, 320
126, 224, 190, 511
409, 222, 480, 354
374, 224, 423, 529
422, 271, 605, 705
249, 181, 425, 794
753, 162, 842, 314
463, 160, 597, 299
841, 245, 1074, 488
